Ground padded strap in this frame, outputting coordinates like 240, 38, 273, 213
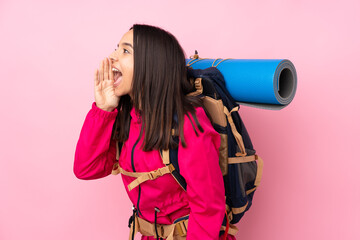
223, 106, 247, 157
129, 213, 189, 240
161, 149, 170, 165
128, 211, 140, 240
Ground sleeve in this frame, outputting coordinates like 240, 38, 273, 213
73, 102, 118, 180
178, 107, 226, 240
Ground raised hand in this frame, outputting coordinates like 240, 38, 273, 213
94, 58, 120, 112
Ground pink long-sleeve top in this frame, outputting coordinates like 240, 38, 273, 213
74, 102, 236, 240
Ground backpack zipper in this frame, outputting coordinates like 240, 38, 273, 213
131, 136, 143, 217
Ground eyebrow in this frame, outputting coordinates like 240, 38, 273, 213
117, 42, 133, 49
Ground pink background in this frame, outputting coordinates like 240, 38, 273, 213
1, 0, 359, 239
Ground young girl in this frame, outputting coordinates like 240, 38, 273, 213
74, 24, 236, 240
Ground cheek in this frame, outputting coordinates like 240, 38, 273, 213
123, 59, 134, 88
125, 59, 134, 78
125, 68, 134, 85
128, 71, 134, 84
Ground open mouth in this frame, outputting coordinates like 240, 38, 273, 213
112, 68, 123, 86
114, 71, 122, 80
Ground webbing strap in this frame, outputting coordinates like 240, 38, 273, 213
111, 150, 176, 191
253, 155, 263, 187
224, 155, 264, 221
225, 204, 233, 222
228, 155, 257, 164
223, 203, 239, 236
186, 54, 232, 68
228, 154, 263, 188
246, 186, 257, 195
115, 166, 145, 178
220, 224, 238, 236
186, 78, 203, 97
211, 58, 232, 68
111, 161, 121, 175
111, 141, 122, 175
232, 201, 249, 214
126, 164, 175, 191
129, 213, 189, 240
186, 57, 211, 67
224, 106, 247, 157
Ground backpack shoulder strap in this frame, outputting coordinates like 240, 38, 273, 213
111, 141, 123, 175
159, 131, 187, 192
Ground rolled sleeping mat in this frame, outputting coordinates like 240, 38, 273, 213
185, 58, 297, 110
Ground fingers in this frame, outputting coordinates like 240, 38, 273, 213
109, 59, 114, 81
94, 69, 99, 87
104, 58, 109, 80
99, 59, 104, 83
96, 58, 112, 89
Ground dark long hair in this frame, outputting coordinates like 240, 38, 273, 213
111, 24, 203, 151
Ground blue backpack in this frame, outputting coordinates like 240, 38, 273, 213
112, 64, 264, 239
160, 65, 264, 238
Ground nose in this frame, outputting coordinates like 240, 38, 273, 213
109, 57, 117, 66
109, 52, 117, 63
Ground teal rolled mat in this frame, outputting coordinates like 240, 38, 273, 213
185, 58, 297, 110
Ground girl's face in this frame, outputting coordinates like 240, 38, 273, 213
109, 29, 134, 97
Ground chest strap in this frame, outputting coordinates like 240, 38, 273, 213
115, 164, 175, 191
111, 149, 174, 191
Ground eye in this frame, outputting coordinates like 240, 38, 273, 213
123, 48, 130, 54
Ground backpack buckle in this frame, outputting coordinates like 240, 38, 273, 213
148, 171, 161, 180
175, 220, 188, 237
148, 168, 166, 180
155, 224, 165, 237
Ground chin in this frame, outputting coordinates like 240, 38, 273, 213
115, 89, 128, 98
115, 91, 124, 97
